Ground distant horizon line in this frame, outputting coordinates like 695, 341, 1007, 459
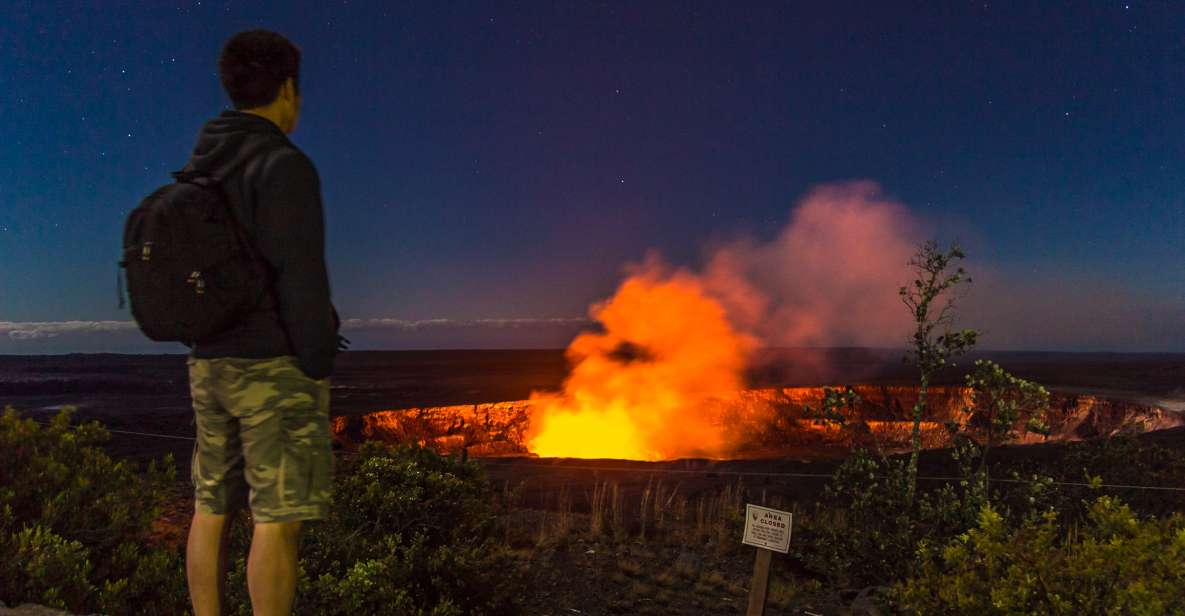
3, 346, 1184, 357
2, 320, 1182, 356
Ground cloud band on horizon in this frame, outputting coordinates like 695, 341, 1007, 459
0, 317, 593, 354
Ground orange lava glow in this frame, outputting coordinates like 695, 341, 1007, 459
526, 265, 755, 460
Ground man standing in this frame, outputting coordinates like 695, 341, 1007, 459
180, 29, 338, 616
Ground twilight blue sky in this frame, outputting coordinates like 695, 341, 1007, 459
1, 1, 1184, 352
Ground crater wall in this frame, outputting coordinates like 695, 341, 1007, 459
330, 386, 1185, 459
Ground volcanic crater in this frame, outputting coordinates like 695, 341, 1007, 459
331, 385, 1185, 461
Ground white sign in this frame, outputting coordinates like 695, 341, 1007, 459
742, 504, 792, 553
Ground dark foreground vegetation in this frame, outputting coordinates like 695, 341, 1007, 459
0, 406, 520, 616
3, 405, 1185, 615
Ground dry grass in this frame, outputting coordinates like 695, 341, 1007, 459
638, 477, 684, 541
767, 576, 823, 611
589, 479, 624, 539
653, 570, 678, 588
697, 570, 727, 590
520, 475, 795, 555
616, 557, 643, 577
496, 476, 827, 614
673, 555, 700, 580
532, 483, 575, 546
628, 580, 653, 598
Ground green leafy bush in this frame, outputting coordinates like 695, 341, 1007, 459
222, 441, 522, 615
0, 524, 95, 610
960, 359, 1049, 502
2, 408, 522, 615
994, 434, 1185, 522
0, 406, 189, 613
793, 449, 982, 588
1058, 434, 1185, 516
892, 497, 1185, 614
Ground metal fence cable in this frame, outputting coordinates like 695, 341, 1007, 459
22, 418, 1185, 493
475, 461, 1185, 493
25, 419, 196, 441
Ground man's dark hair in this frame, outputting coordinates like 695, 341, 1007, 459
218, 29, 301, 110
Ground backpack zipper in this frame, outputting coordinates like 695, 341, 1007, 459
187, 271, 206, 295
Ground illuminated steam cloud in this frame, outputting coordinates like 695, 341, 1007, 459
704, 180, 923, 348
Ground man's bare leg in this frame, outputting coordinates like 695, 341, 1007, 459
247, 520, 302, 616
187, 511, 236, 616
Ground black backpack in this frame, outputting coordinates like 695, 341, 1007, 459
120, 169, 271, 344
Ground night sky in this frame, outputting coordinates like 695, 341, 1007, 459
2, 1, 1184, 353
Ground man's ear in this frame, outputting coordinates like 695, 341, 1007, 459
274, 77, 291, 104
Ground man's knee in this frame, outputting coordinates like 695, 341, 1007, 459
254, 520, 302, 543
191, 511, 229, 532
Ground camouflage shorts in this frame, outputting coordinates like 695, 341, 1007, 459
187, 355, 332, 523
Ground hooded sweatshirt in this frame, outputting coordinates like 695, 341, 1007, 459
178, 109, 338, 380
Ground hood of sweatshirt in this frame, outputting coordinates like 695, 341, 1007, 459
179, 110, 291, 180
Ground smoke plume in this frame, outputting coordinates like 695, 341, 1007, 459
704, 180, 923, 348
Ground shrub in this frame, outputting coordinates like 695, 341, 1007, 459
994, 434, 1185, 522
2, 408, 523, 615
1058, 434, 1185, 516
0, 406, 188, 613
960, 359, 1049, 500
793, 449, 981, 588
222, 441, 522, 615
95, 539, 191, 614
892, 497, 1185, 614
0, 407, 175, 551
0, 524, 95, 610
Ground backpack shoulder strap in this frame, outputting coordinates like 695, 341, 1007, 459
169, 137, 282, 289
170, 167, 266, 267
170, 169, 206, 183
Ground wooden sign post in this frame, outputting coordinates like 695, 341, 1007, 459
741, 504, 792, 616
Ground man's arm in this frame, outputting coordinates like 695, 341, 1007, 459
254, 149, 337, 380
